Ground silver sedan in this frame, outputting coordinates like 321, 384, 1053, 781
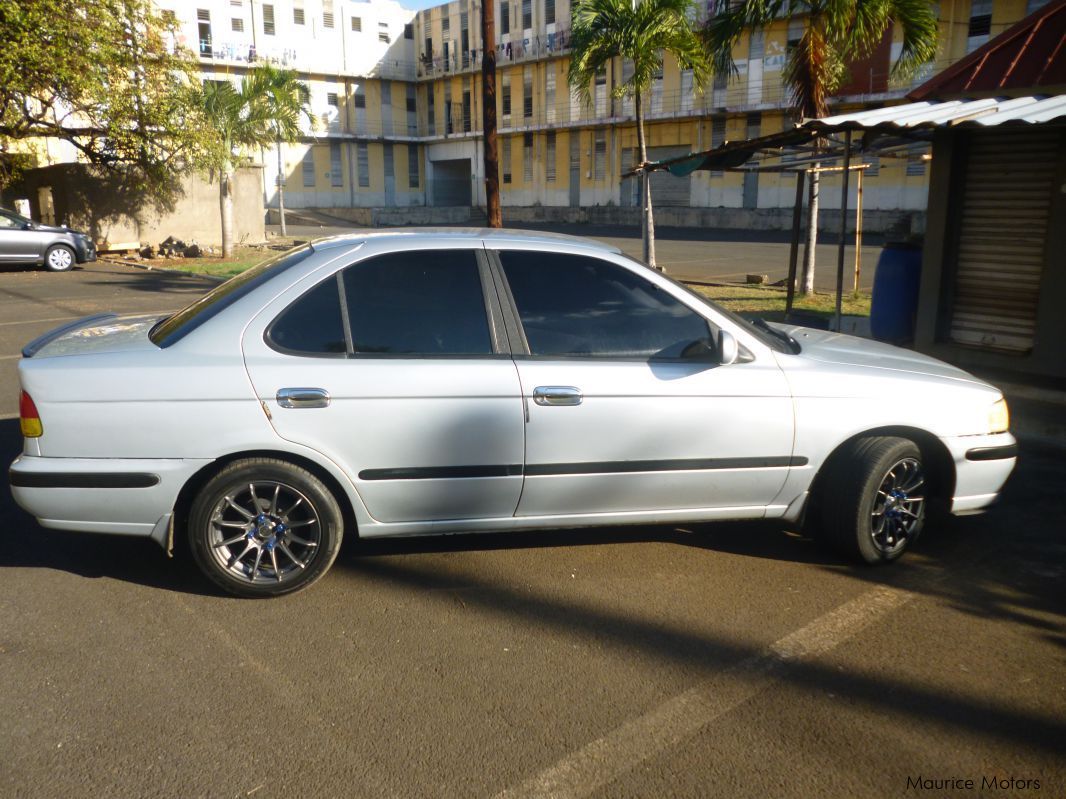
9, 230, 1017, 597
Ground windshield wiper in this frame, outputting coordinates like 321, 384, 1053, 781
750, 317, 801, 353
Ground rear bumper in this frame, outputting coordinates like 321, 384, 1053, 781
944, 432, 1018, 514
9, 455, 210, 539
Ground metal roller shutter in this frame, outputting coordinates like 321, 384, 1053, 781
948, 130, 1058, 353
431, 159, 472, 206
648, 146, 691, 207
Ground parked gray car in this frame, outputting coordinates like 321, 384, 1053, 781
0, 208, 96, 271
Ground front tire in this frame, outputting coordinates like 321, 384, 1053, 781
188, 459, 344, 597
819, 436, 926, 564
44, 244, 75, 272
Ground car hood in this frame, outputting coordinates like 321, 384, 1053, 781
778, 324, 984, 385
33, 223, 87, 236
24, 313, 165, 359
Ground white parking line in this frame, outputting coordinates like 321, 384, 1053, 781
495, 585, 911, 799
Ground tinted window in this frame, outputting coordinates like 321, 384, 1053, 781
267, 275, 346, 356
151, 245, 316, 348
342, 250, 491, 355
500, 251, 711, 358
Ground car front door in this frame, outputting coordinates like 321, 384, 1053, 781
0, 211, 34, 262
491, 248, 795, 519
242, 244, 525, 525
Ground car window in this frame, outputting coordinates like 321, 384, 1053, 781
0, 213, 22, 229
150, 245, 316, 348
266, 274, 347, 356
341, 249, 492, 355
499, 251, 712, 358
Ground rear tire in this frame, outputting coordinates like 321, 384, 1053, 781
819, 436, 926, 564
44, 244, 75, 272
188, 458, 343, 597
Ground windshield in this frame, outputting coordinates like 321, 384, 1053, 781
618, 254, 799, 354
150, 245, 315, 348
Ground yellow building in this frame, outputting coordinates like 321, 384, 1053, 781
62, 0, 1052, 231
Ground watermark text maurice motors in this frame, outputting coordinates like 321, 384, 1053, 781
908, 775, 1042, 792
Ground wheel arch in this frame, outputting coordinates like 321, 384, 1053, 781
809, 425, 956, 517
171, 449, 360, 552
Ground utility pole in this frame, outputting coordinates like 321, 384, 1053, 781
481, 0, 502, 227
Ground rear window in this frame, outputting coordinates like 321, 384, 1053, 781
150, 245, 316, 348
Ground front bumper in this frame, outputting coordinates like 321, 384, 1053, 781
9, 455, 210, 540
943, 432, 1018, 514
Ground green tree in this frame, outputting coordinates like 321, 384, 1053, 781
704, 0, 938, 294
243, 65, 314, 238
0, 0, 203, 200
569, 0, 710, 270
194, 66, 310, 256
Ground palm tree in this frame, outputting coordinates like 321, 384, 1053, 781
243, 65, 314, 238
704, 0, 938, 294
569, 0, 709, 270
195, 66, 309, 256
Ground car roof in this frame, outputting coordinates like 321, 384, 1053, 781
310, 227, 623, 255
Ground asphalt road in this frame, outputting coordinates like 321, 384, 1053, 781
1, 260, 1064, 798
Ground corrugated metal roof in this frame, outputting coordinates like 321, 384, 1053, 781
809, 95, 1066, 132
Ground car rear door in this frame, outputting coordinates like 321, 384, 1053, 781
490, 246, 796, 519
242, 242, 525, 525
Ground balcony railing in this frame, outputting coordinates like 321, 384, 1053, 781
418, 28, 572, 79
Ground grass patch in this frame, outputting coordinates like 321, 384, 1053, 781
125, 243, 303, 280
690, 284, 871, 322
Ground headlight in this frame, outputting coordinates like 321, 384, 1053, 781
988, 398, 1010, 434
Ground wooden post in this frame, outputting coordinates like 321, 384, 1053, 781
785, 169, 806, 317
835, 130, 853, 331
854, 166, 864, 293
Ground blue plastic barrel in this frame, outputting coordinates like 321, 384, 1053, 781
870, 243, 923, 342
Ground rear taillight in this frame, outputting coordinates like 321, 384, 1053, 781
19, 390, 42, 438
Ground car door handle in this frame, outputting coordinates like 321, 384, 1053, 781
532, 386, 583, 406
276, 387, 331, 409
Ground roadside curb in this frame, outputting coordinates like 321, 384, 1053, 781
100, 256, 226, 282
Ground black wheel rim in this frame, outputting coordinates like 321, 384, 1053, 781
207, 481, 321, 585
870, 457, 925, 555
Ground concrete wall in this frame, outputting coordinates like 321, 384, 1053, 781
13, 164, 266, 249
295, 203, 924, 235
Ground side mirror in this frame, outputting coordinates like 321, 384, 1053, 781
22, 222, 34, 230
717, 330, 739, 365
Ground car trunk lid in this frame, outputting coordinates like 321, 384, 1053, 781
23, 313, 165, 359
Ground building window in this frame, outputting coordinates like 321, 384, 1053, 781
906, 152, 926, 176
230, 0, 242, 6
522, 0, 531, 29
501, 2, 510, 34
357, 143, 370, 187
427, 89, 435, 135
502, 73, 511, 117
302, 149, 316, 187
383, 143, 394, 180
354, 90, 366, 109
545, 67, 555, 119
231, 17, 244, 32
863, 156, 880, 177
523, 133, 533, 182
502, 137, 512, 184
404, 23, 414, 39
351, 16, 362, 32
594, 133, 606, 181
329, 143, 343, 187
523, 67, 533, 119
967, 0, 992, 51
546, 132, 556, 181
545, 0, 555, 25
462, 88, 472, 132
293, 2, 304, 25
197, 8, 212, 56
442, 16, 450, 36
408, 144, 419, 187
262, 4, 275, 35
379, 22, 390, 43
322, 0, 334, 29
